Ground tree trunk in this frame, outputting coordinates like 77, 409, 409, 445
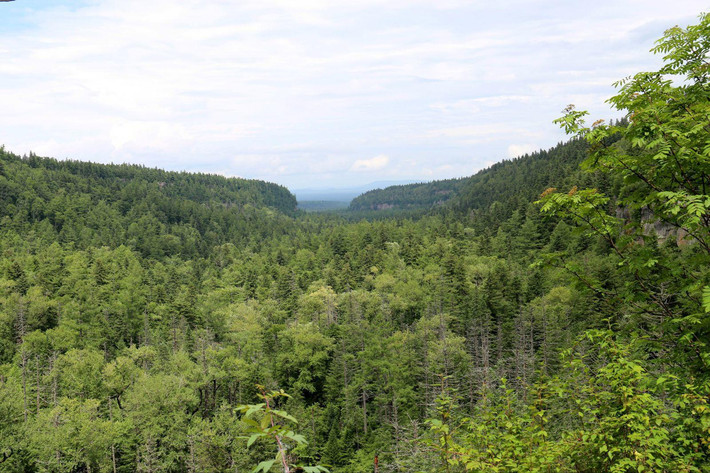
21, 349, 28, 422
362, 389, 368, 434
109, 396, 117, 473
50, 351, 58, 406
35, 355, 41, 414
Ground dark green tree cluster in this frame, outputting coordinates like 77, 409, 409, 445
0, 188, 580, 471
348, 129, 626, 230
0, 149, 297, 258
349, 178, 468, 213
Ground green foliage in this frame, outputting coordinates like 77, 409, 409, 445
349, 178, 468, 212
0, 147, 298, 259
237, 387, 328, 473
540, 12, 710, 373
347, 137, 599, 234
426, 331, 710, 472
1, 11, 709, 472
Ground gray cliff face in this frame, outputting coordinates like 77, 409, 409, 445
616, 207, 691, 246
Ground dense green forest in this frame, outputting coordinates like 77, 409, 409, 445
349, 177, 468, 212
348, 132, 627, 225
0, 152, 297, 259
2, 14, 710, 473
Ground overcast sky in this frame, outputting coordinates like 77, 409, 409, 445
0, 1, 705, 189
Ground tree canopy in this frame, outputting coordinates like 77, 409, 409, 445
1, 12, 710, 473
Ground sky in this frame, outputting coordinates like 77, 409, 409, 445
0, 1, 705, 190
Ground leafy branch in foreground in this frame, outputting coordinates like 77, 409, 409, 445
237, 386, 329, 473
540, 12, 710, 373
425, 330, 710, 472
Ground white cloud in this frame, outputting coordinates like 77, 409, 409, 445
110, 120, 192, 151
426, 125, 541, 144
507, 144, 539, 158
0, 0, 704, 188
350, 154, 390, 172
427, 125, 510, 139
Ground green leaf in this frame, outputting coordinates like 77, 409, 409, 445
247, 433, 260, 448
243, 418, 261, 430
285, 432, 307, 444
245, 404, 266, 418
271, 409, 298, 423
702, 286, 710, 313
252, 459, 275, 473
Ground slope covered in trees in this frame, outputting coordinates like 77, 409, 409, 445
349, 133, 625, 228
0, 148, 297, 258
348, 177, 468, 212
1, 13, 710, 473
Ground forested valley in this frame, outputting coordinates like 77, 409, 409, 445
2, 14, 710, 473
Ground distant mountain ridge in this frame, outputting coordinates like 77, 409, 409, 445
348, 135, 612, 219
292, 179, 420, 203
348, 177, 468, 211
0, 147, 297, 257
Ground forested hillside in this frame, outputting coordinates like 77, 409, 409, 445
1, 14, 710, 473
349, 131, 625, 230
348, 177, 467, 212
0, 149, 297, 258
